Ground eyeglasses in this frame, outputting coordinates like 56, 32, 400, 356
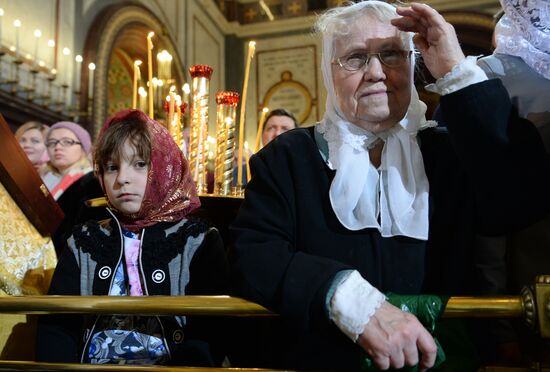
45, 138, 82, 148
334, 50, 412, 71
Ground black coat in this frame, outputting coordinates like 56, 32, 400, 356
52, 172, 109, 257
229, 80, 550, 370
37, 215, 229, 366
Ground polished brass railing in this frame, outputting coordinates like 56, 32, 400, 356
1, 276, 550, 371
0, 295, 274, 316
0, 294, 525, 318
0, 361, 286, 371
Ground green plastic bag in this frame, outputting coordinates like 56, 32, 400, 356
360, 293, 449, 371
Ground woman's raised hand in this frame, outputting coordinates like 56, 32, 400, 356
391, 3, 465, 79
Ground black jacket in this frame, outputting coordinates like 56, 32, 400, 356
229, 80, 550, 370
37, 212, 229, 366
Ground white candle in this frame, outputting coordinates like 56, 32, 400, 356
33, 29, 41, 62
88, 62, 95, 99
13, 19, 21, 56
147, 32, 154, 119
237, 40, 256, 188
132, 60, 142, 109
47, 39, 55, 68
254, 107, 269, 152
138, 86, 147, 111
74, 55, 82, 92
62, 47, 70, 85
182, 83, 190, 103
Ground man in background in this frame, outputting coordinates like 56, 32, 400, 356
261, 109, 298, 146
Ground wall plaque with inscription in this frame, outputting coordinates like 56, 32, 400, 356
256, 45, 319, 125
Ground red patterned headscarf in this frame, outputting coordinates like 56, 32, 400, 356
98, 109, 200, 232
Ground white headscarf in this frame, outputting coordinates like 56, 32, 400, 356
316, 1, 436, 240
495, 0, 550, 80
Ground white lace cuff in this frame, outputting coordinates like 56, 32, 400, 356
329, 270, 386, 342
425, 56, 488, 96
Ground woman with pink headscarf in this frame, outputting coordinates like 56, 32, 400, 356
40, 121, 93, 200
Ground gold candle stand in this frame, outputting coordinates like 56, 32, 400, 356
214, 91, 240, 196
189, 65, 213, 194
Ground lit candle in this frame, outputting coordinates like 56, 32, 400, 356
47, 39, 55, 68
13, 19, 21, 57
138, 86, 147, 111
88, 62, 95, 99
157, 50, 172, 82
0, 9, 4, 47
132, 60, 142, 109
147, 31, 154, 119
237, 40, 256, 188
74, 55, 82, 92
33, 29, 41, 62
254, 107, 269, 152
169, 89, 176, 127
62, 47, 70, 85
155, 78, 163, 113
182, 83, 190, 103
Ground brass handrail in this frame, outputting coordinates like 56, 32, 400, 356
0, 295, 273, 316
0, 295, 525, 318
0, 360, 288, 371
444, 296, 523, 318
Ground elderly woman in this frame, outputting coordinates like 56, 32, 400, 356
229, 1, 550, 371
40, 121, 93, 200
14, 121, 49, 170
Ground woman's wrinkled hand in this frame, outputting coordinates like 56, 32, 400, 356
391, 3, 465, 79
357, 301, 438, 371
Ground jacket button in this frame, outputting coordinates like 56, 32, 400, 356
98, 266, 112, 279
152, 269, 165, 283
173, 329, 184, 344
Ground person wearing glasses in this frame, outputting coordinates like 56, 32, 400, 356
229, 1, 550, 370
40, 121, 107, 257
41, 121, 93, 201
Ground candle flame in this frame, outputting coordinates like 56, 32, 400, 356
34, 29, 42, 38
0, 9, 4, 17
262, 107, 269, 113
62, 47, 70, 56
147, 31, 155, 38
182, 83, 190, 94
88, 63, 96, 71
134, 60, 142, 66
51, 68, 57, 75
47, 39, 55, 48
75, 55, 83, 63
13, 19, 21, 28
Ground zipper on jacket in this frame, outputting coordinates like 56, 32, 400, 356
80, 316, 100, 363
138, 229, 173, 361
80, 210, 126, 362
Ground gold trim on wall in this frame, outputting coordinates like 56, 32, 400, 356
91, 5, 186, 136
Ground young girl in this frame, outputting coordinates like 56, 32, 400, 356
37, 109, 228, 366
